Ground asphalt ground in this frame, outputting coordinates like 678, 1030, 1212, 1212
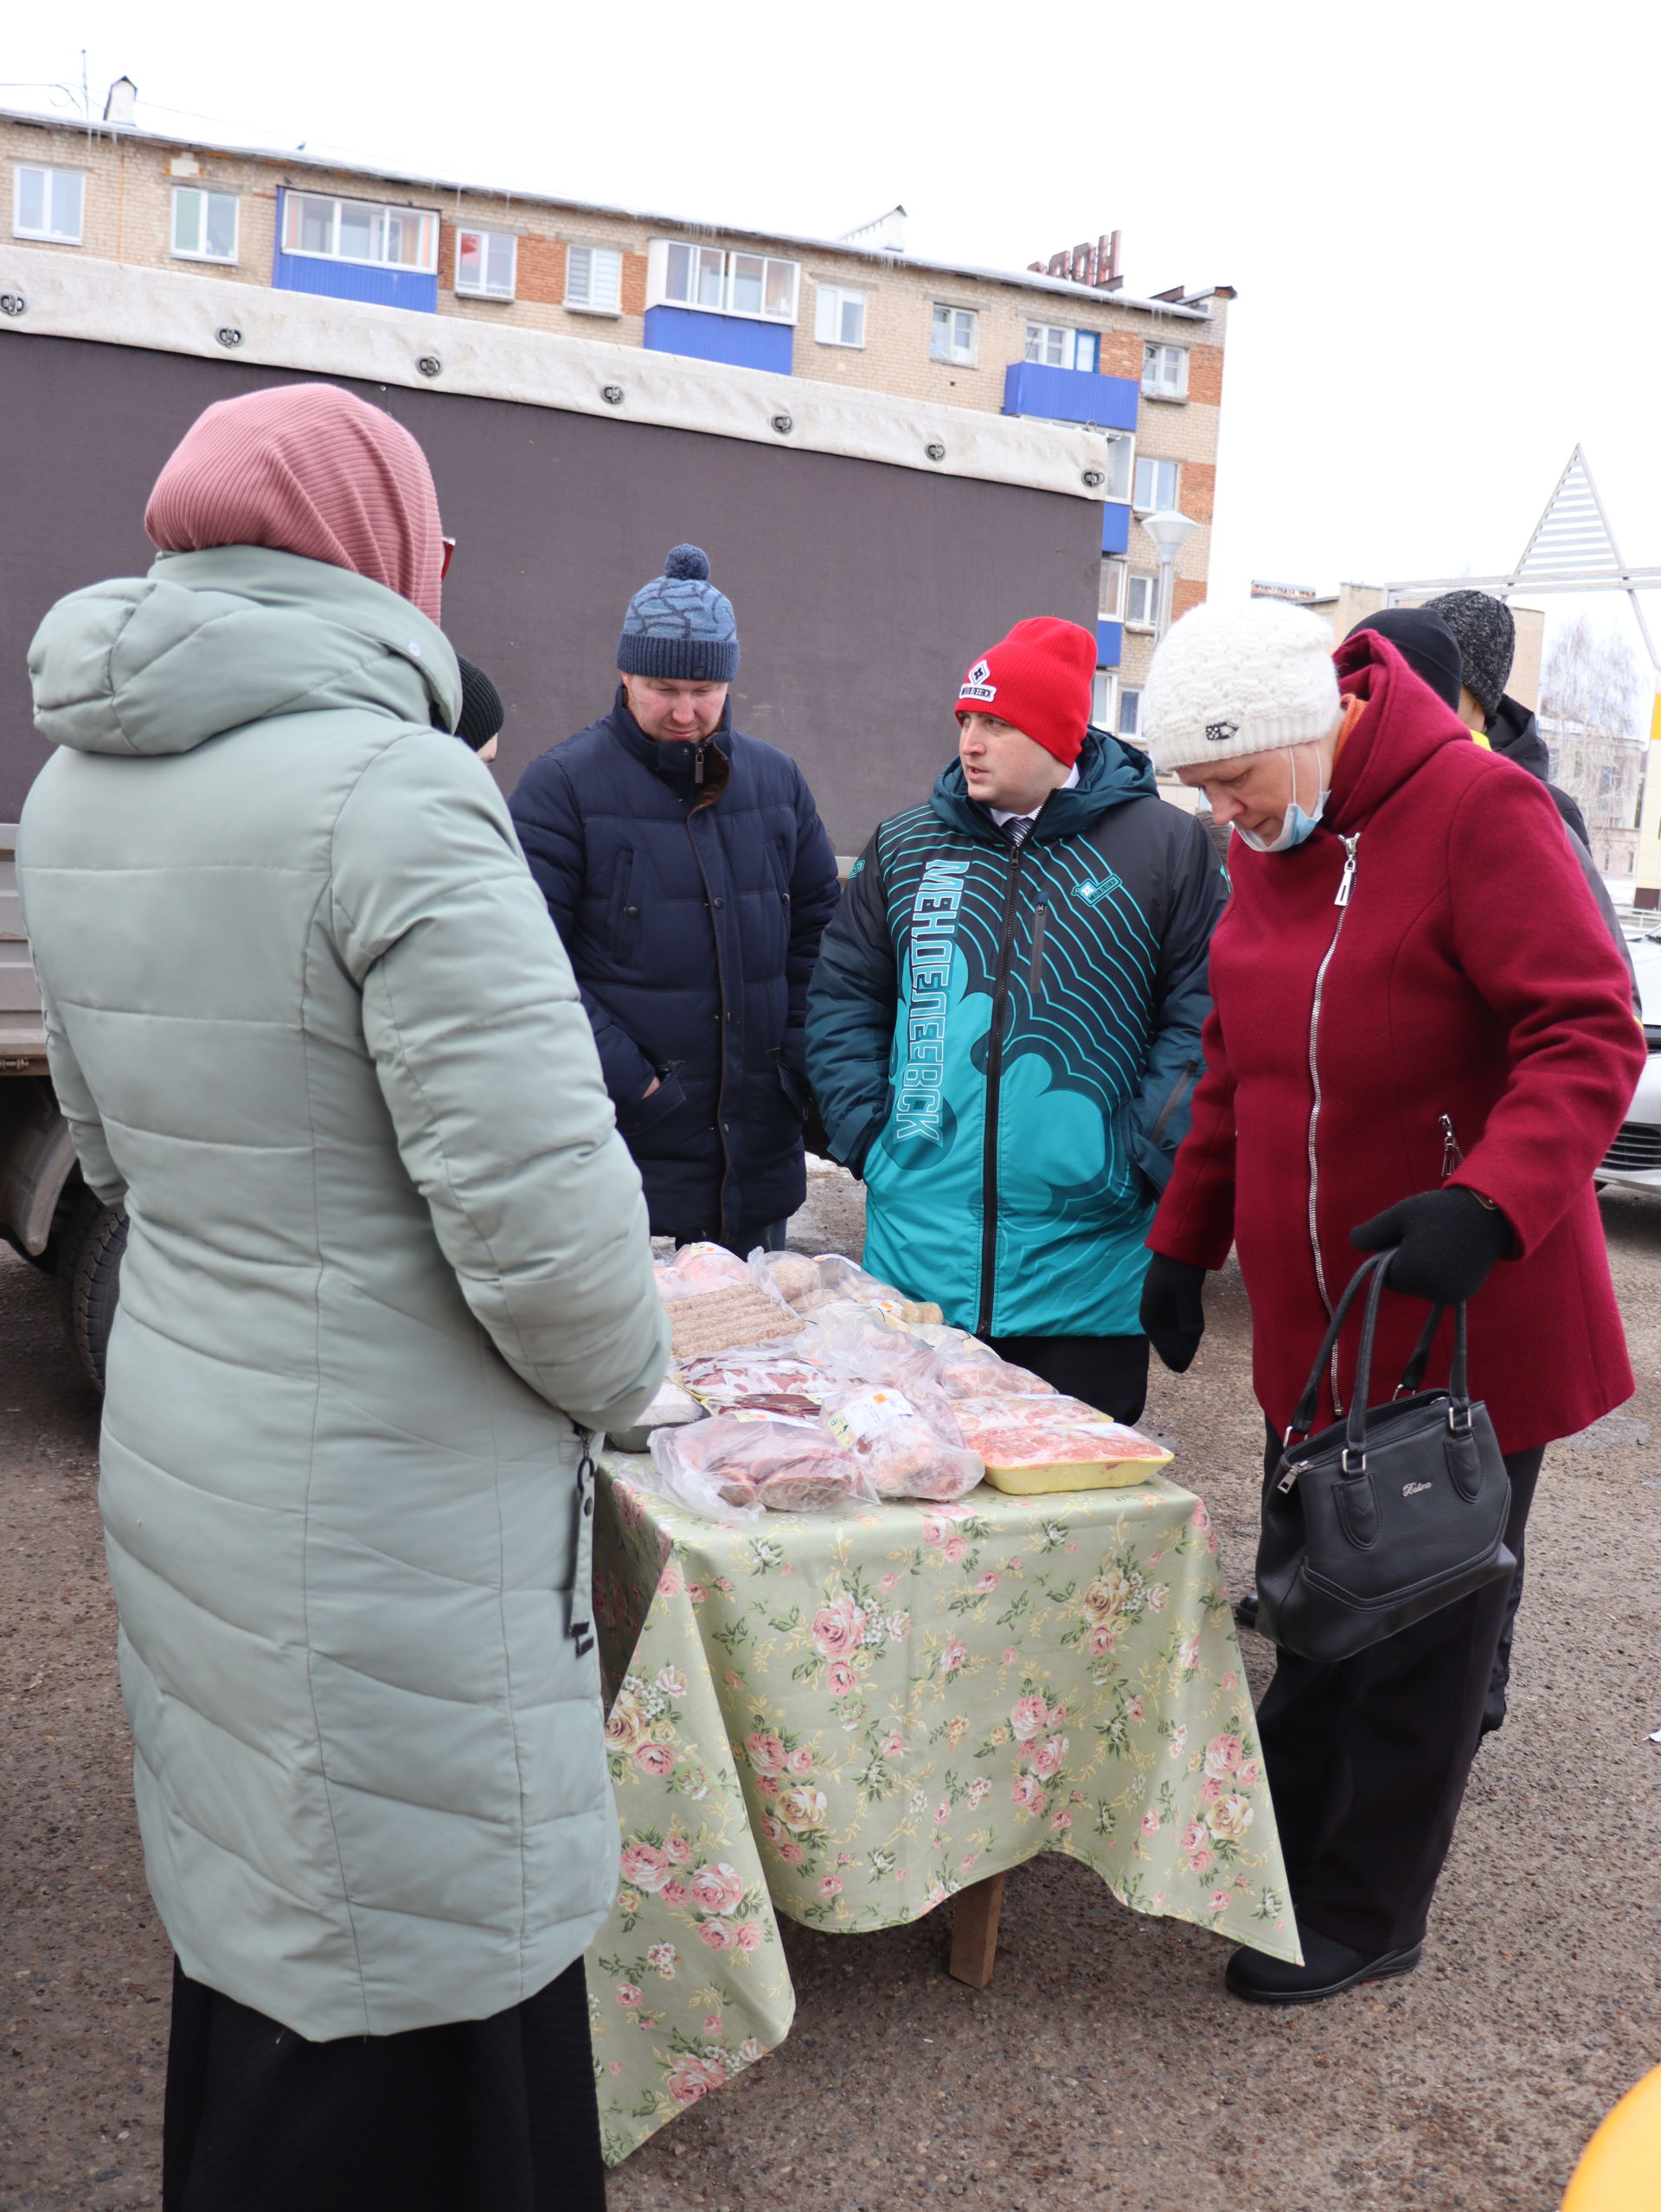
3, 1170, 1658, 2210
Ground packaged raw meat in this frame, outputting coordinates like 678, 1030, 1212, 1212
678, 1350, 827, 1411
653, 1242, 753, 1301
747, 1249, 837, 1314
819, 1386, 984, 1503
950, 1398, 1175, 1494
608, 1377, 704, 1454
933, 1343, 1057, 1398
751, 1251, 946, 1325
802, 1311, 953, 1404
667, 1285, 804, 1362
648, 1414, 875, 1518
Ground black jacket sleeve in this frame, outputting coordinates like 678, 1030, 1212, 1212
803, 837, 897, 1179
1124, 811, 1228, 1196
508, 753, 660, 1110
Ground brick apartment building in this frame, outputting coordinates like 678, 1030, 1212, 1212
2, 97, 1233, 741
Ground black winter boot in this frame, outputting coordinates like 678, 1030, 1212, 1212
1226, 1920, 1422, 2005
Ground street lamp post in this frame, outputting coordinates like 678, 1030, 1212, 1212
1142, 509, 1198, 639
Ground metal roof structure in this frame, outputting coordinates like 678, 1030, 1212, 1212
1382, 446, 1659, 671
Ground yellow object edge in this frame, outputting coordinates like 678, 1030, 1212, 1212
1562, 2061, 1661, 2209
983, 1452, 1174, 1496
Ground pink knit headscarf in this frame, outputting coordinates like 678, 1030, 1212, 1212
145, 383, 445, 622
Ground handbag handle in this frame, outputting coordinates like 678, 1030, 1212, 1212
1285, 1252, 1472, 1458
1285, 1252, 1390, 1443
1395, 1303, 1447, 1396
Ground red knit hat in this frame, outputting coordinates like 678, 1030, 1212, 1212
955, 616, 1097, 766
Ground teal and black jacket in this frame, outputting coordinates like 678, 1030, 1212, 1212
804, 733, 1225, 1338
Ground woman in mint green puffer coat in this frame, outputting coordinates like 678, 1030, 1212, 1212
17, 385, 667, 2210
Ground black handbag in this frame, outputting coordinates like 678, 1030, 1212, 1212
1257, 1251, 1517, 1663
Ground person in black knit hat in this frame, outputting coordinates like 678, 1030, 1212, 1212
1343, 606, 1463, 709
1424, 589, 1594, 846
509, 545, 840, 1255
453, 657, 505, 760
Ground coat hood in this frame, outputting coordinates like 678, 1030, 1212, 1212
29, 544, 459, 760
1324, 631, 1477, 832
929, 727, 1156, 843
1485, 694, 1550, 783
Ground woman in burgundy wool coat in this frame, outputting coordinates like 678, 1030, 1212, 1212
1135, 604, 1644, 2005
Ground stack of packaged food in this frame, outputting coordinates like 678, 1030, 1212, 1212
615, 1245, 1173, 1521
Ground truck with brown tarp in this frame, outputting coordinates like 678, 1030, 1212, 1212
0, 247, 1119, 1383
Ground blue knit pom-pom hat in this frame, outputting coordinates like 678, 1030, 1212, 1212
617, 543, 739, 682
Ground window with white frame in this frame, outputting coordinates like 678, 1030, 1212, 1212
455, 228, 516, 299
1100, 435, 1133, 503
13, 163, 84, 244
1099, 557, 1126, 620
281, 192, 439, 272
1119, 687, 1143, 739
932, 304, 977, 364
565, 243, 622, 311
1125, 569, 1159, 628
1025, 323, 1098, 373
1091, 669, 1118, 728
1143, 343, 1189, 399
651, 240, 798, 322
171, 184, 238, 263
814, 283, 865, 348
1133, 455, 1180, 512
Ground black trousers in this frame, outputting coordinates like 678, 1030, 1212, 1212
163, 1957, 606, 2212
1254, 1423, 1542, 1954
987, 1333, 1151, 1426
1485, 1529, 1530, 1734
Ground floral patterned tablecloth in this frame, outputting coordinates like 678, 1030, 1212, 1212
584, 1454, 1294, 2164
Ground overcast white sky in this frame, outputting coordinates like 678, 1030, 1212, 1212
9, 0, 1658, 694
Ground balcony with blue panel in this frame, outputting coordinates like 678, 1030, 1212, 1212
1095, 620, 1124, 670
272, 250, 438, 312
1101, 503, 1130, 555
644, 305, 793, 375
1002, 362, 1138, 430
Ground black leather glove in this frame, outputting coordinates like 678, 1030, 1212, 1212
1139, 1253, 1208, 1373
1350, 1188, 1514, 1305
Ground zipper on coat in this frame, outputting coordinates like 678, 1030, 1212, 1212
977, 845, 1027, 1338
685, 815, 734, 1228
1306, 832, 1360, 1412
1440, 1113, 1464, 1180
569, 1430, 597, 1657
1028, 902, 1048, 995
694, 742, 706, 785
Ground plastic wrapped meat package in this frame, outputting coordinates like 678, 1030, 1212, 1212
932, 1342, 1058, 1399
951, 1395, 1175, 1494
652, 1242, 753, 1301
677, 1348, 828, 1419
748, 1249, 944, 1325
649, 1414, 876, 1519
799, 1311, 955, 1405
819, 1386, 984, 1502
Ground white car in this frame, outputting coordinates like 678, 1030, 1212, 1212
1598, 932, 1661, 1191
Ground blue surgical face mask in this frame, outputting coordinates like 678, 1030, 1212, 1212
1234, 745, 1329, 854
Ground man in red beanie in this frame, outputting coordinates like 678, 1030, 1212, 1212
805, 617, 1226, 1418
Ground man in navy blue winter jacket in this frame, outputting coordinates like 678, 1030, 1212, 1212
510, 545, 840, 1253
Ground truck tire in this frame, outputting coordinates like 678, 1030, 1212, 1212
56, 1188, 127, 1393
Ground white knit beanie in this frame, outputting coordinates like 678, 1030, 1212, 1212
1140, 600, 1341, 773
